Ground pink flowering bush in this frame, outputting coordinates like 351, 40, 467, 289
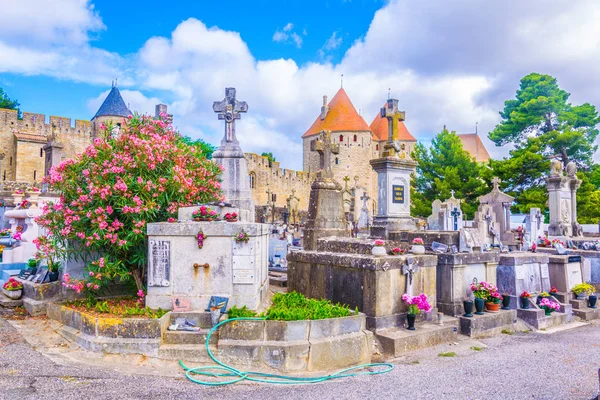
402, 293, 433, 315
37, 114, 222, 293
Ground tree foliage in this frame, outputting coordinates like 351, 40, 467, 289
412, 128, 488, 219
489, 73, 600, 213
0, 87, 20, 111
261, 152, 276, 167
180, 136, 215, 159
36, 114, 222, 293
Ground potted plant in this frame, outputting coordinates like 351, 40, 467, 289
501, 293, 511, 310
486, 290, 502, 312
470, 281, 490, 315
539, 298, 560, 316
520, 291, 531, 309
11, 189, 24, 205
572, 283, 595, 300
0, 228, 11, 237
463, 299, 474, 318
402, 293, 432, 330
372, 239, 386, 256
192, 205, 220, 222
2, 277, 23, 299
536, 291, 551, 305
549, 286, 559, 298
26, 186, 41, 206
224, 212, 238, 222
410, 238, 425, 254
391, 247, 405, 256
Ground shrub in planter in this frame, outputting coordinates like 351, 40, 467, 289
35, 114, 222, 293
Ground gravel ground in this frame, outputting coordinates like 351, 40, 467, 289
0, 307, 599, 400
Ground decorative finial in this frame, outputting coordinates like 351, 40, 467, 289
341, 74, 344, 88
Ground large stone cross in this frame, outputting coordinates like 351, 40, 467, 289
492, 177, 501, 191
381, 98, 406, 157
310, 130, 339, 179
213, 88, 248, 144
403, 256, 419, 296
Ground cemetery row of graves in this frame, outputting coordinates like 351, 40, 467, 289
0, 89, 599, 378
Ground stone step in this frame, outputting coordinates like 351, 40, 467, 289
168, 312, 214, 329
157, 343, 216, 362
0, 293, 23, 308
459, 309, 517, 338
375, 317, 459, 357
517, 308, 567, 330
268, 273, 287, 287
22, 297, 59, 316
163, 329, 218, 345
570, 299, 588, 310
572, 307, 600, 321
1, 269, 21, 282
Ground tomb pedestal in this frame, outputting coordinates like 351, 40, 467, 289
146, 216, 269, 311
547, 255, 583, 293
496, 253, 551, 298
303, 179, 348, 251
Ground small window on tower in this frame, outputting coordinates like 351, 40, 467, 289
3, 171, 5, 181
353, 135, 357, 142
272, 194, 277, 202
9, 157, 12, 166
34, 170, 37, 180
40, 148, 43, 157
376, 144, 379, 151
339, 135, 343, 142
249, 172, 256, 189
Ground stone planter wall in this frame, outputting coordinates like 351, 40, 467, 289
216, 313, 372, 372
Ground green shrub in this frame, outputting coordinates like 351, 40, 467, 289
264, 291, 351, 321
227, 305, 257, 319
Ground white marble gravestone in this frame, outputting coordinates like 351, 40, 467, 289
547, 255, 584, 292
525, 208, 543, 247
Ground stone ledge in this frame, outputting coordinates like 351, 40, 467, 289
147, 221, 269, 237
0, 293, 23, 308
59, 325, 161, 357
499, 253, 549, 266
287, 251, 437, 271
437, 251, 500, 266
459, 310, 517, 338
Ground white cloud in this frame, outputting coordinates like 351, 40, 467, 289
291, 33, 303, 48
272, 22, 303, 48
5, 0, 600, 169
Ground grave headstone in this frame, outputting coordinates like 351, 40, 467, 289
478, 177, 515, 244
427, 191, 464, 231
547, 160, 583, 237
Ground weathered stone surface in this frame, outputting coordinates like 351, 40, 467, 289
162, 330, 217, 345
265, 320, 309, 342
0, 293, 23, 307
59, 325, 161, 357
307, 332, 371, 372
217, 339, 262, 367
219, 319, 265, 341
261, 341, 310, 371
376, 318, 458, 357
459, 310, 517, 338
516, 308, 567, 330
158, 343, 215, 362
303, 179, 348, 251
21, 279, 61, 300
407, 231, 459, 248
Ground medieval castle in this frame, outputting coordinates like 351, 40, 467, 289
0, 85, 490, 221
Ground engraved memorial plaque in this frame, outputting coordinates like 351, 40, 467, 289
515, 265, 526, 281
233, 269, 254, 284
392, 185, 405, 204
148, 240, 171, 287
540, 264, 549, 279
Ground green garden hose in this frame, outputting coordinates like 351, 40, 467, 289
179, 317, 394, 386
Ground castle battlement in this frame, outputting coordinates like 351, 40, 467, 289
0, 108, 93, 137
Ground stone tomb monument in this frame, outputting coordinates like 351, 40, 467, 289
427, 191, 464, 231
525, 207, 543, 247
459, 204, 497, 252
370, 98, 417, 238
547, 160, 583, 237
478, 177, 515, 245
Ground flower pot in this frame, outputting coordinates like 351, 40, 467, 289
588, 295, 597, 309
463, 300, 473, 317
520, 297, 530, 309
406, 313, 416, 330
576, 293, 587, 300
474, 298, 485, 315
2, 288, 22, 300
485, 302, 500, 312
371, 246, 387, 256
410, 245, 425, 254
501, 295, 511, 310
47, 271, 59, 283
226, 219, 238, 223
210, 308, 221, 327
544, 309, 552, 316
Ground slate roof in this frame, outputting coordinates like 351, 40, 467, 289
93, 86, 132, 119
370, 105, 416, 142
302, 88, 371, 138
457, 133, 491, 163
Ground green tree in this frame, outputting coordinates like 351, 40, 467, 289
261, 152, 276, 167
180, 136, 215, 159
489, 73, 600, 212
0, 87, 20, 111
412, 128, 488, 219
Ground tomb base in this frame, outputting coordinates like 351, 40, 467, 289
570, 299, 600, 321
496, 253, 551, 297
516, 308, 568, 330
459, 309, 517, 338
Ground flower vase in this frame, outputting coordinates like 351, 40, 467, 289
2, 289, 22, 300
210, 308, 221, 327
371, 246, 387, 256
544, 309, 552, 316
474, 298, 485, 315
12, 195, 23, 206
406, 313, 416, 330
410, 245, 425, 255
520, 297, 530, 309
485, 302, 500, 312
463, 300, 473, 317
501, 295, 511, 310
26, 192, 40, 208
588, 295, 597, 309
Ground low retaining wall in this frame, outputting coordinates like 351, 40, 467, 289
217, 313, 373, 372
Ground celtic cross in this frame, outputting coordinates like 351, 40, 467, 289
310, 130, 339, 179
213, 88, 248, 145
381, 98, 406, 157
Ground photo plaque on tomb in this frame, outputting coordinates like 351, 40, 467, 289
392, 185, 405, 204
148, 239, 171, 287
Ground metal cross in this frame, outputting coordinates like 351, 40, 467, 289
213, 88, 248, 145
451, 207, 460, 231
402, 256, 419, 296
310, 130, 339, 179
380, 98, 406, 157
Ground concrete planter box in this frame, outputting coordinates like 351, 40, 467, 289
216, 313, 372, 372
46, 303, 167, 356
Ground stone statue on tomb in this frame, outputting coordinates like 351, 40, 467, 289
550, 159, 563, 176
566, 161, 577, 177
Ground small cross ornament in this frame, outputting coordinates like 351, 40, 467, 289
402, 256, 419, 296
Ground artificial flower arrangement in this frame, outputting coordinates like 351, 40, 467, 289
0, 245, 5, 255
196, 231, 207, 249
572, 283, 595, 297
551, 238, 565, 246
402, 293, 433, 315
471, 281, 502, 304
539, 298, 560, 315
19, 200, 30, 209
224, 212, 238, 222
538, 291, 551, 298
12, 231, 22, 241
235, 231, 250, 244
26, 186, 41, 193
549, 286, 559, 294
12, 189, 24, 195
520, 291, 531, 298
3, 277, 23, 291
373, 239, 385, 247
412, 238, 424, 245
192, 205, 219, 221
487, 290, 503, 304
537, 236, 551, 247
391, 247, 405, 255
0, 228, 11, 237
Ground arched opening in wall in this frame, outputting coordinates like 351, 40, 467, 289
353, 135, 357, 142
335, 157, 339, 165
249, 172, 256, 189
339, 135, 343, 142
2, 171, 5, 181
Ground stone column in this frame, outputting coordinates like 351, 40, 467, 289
570, 177, 583, 236
43, 141, 63, 177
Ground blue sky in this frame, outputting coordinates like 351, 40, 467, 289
1, 0, 599, 170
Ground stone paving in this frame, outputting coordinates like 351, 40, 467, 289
1, 306, 599, 400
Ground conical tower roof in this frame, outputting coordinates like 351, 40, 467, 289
93, 86, 132, 120
370, 105, 416, 142
302, 88, 370, 138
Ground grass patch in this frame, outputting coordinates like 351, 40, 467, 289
520, 330, 532, 334
470, 346, 484, 351
501, 329, 513, 335
540, 328, 547, 331
410, 360, 420, 364
65, 298, 167, 319
438, 352, 456, 357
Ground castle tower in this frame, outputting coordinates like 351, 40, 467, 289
302, 88, 376, 216
91, 83, 132, 136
